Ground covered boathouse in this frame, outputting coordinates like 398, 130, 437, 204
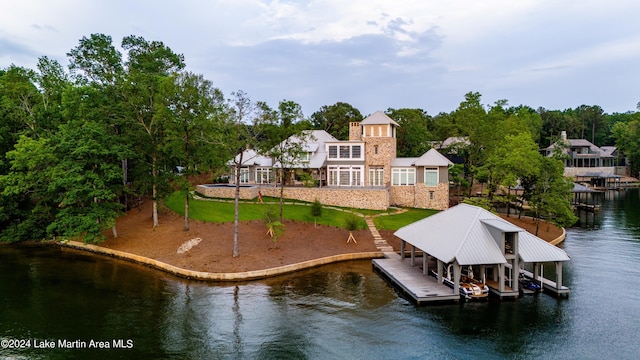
373, 204, 570, 304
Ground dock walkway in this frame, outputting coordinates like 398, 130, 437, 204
373, 253, 460, 304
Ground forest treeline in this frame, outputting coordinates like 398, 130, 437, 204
2, 33, 639, 243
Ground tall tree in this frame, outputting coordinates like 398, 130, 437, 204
386, 108, 432, 157
46, 119, 129, 242
218, 90, 261, 257
259, 100, 310, 222
121, 35, 185, 228
159, 71, 225, 231
310, 102, 362, 140
522, 156, 577, 234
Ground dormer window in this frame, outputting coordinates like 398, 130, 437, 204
299, 152, 310, 162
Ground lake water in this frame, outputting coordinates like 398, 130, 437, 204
1, 189, 639, 359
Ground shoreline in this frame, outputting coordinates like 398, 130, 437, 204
58, 240, 384, 281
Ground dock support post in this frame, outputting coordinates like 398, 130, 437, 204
437, 260, 444, 284
555, 261, 563, 290
423, 253, 428, 275
453, 261, 461, 297
410, 245, 415, 267
400, 240, 405, 260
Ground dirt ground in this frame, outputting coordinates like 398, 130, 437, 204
100, 201, 376, 273
100, 201, 562, 273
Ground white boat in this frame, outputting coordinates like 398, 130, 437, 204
430, 269, 489, 300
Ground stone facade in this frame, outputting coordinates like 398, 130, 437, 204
196, 185, 259, 200
196, 184, 390, 210
389, 183, 449, 210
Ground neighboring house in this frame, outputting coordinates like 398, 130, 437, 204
220, 111, 453, 210
543, 131, 618, 179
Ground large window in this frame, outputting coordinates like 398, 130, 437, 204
369, 167, 384, 186
239, 167, 250, 183
392, 168, 415, 186
424, 167, 439, 186
327, 144, 363, 160
328, 165, 363, 186
256, 167, 271, 184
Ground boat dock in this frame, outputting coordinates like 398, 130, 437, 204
373, 253, 460, 304
519, 268, 570, 297
485, 280, 519, 299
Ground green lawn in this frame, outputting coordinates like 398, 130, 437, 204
373, 208, 439, 231
164, 192, 368, 230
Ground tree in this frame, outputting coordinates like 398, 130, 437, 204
523, 156, 577, 234
310, 102, 362, 140
217, 90, 261, 257
158, 71, 225, 231
259, 100, 310, 222
46, 119, 129, 242
121, 35, 185, 228
386, 108, 432, 157
0, 135, 57, 241
612, 119, 640, 177
479, 132, 541, 201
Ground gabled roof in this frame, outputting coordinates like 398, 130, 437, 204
390, 149, 453, 167
394, 204, 570, 265
518, 232, 570, 262
229, 149, 272, 167
273, 130, 337, 169
413, 148, 454, 167
361, 111, 399, 126
394, 204, 508, 265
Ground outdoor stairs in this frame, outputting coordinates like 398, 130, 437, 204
364, 216, 394, 253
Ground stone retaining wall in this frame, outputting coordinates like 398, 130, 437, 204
196, 184, 450, 210
196, 185, 259, 200
258, 186, 390, 210
59, 241, 383, 281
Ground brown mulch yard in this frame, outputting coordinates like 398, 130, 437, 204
99, 201, 562, 274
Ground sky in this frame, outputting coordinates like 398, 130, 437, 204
2, 0, 639, 117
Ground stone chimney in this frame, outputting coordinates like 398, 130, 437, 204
561, 131, 567, 141
349, 122, 362, 141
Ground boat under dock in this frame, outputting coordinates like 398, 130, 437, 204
519, 268, 570, 297
372, 253, 460, 305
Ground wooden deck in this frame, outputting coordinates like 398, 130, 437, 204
372, 253, 460, 305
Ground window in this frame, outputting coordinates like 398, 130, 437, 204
328, 165, 363, 186
328, 146, 338, 159
369, 167, 384, 186
326, 143, 364, 160
256, 168, 271, 184
299, 152, 310, 162
392, 168, 415, 186
425, 168, 439, 186
374, 145, 378, 155
339, 145, 350, 158
429, 191, 434, 200
352, 145, 361, 158
239, 167, 249, 183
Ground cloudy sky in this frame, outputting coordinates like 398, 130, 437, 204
2, 0, 639, 117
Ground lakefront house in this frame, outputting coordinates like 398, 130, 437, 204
198, 111, 453, 210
